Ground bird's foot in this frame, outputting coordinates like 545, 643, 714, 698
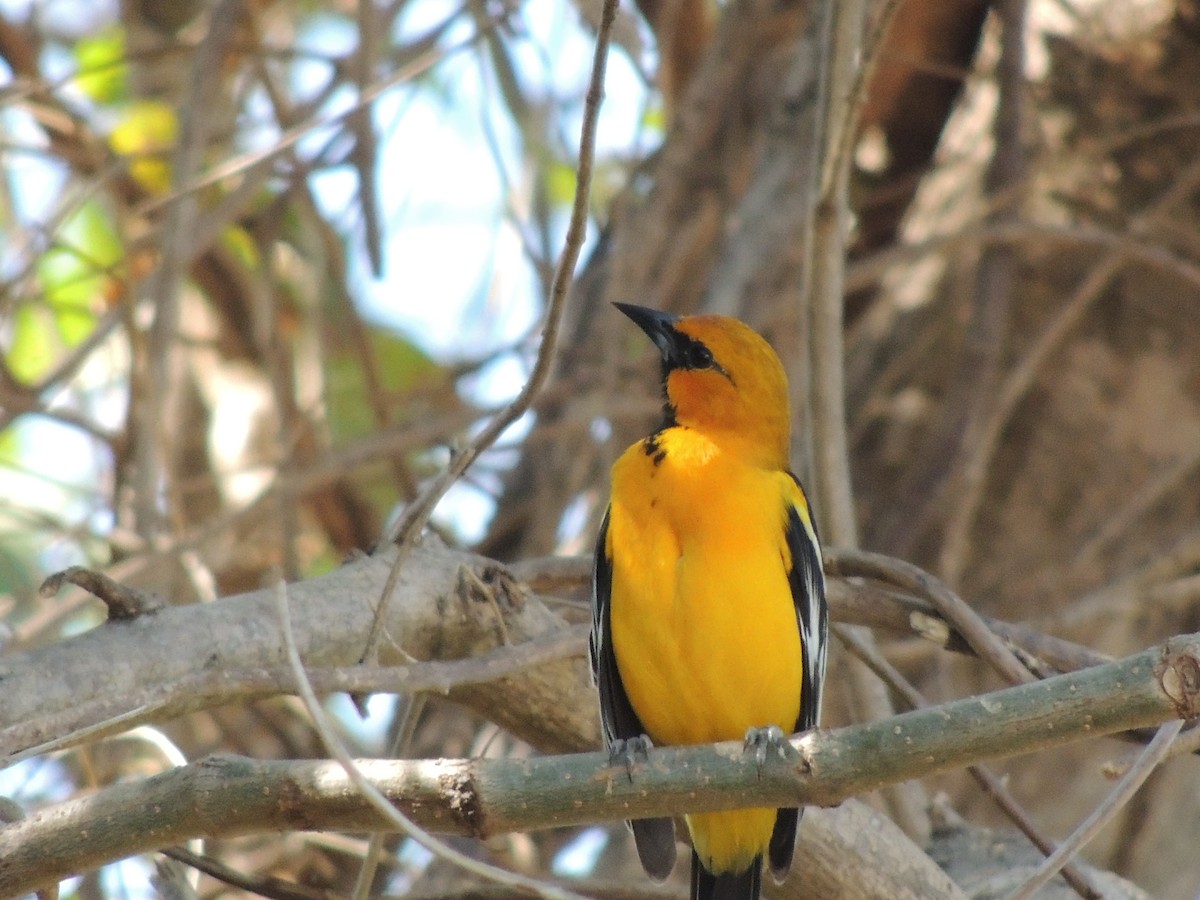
609, 735, 655, 783
744, 725, 794, 773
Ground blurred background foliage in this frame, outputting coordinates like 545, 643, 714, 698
3, 0, 1200, 896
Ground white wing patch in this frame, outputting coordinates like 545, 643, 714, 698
785, 480, 827, 732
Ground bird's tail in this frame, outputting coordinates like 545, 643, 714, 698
690, 851, 761, 900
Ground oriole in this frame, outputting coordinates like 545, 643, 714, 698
590, 304, 828, 900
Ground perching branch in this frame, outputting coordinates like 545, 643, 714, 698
1, 633, 1195, 894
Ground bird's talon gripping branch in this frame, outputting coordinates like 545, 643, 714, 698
744, 724, 791, 771
608, 734, 655, 781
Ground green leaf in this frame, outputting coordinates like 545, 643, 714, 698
9, 202, 121, 382
109, 100, 179, 192
44, 202, 120, 339
544, 159, 578, 208
0, 432, 46, 598
7, 302, 55, 384
74, 27, 128, 104
220, 225, 261, 270
370, 326, 440, 395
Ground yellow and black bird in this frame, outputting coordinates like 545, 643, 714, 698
590, 303, 828, 900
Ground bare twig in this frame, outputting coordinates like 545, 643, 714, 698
2, 705, 157, 771
930, 152, 1200, 583
1104, 721, 1200, 777
352, 0, 384, 276
826, 548, 1035, 686
1071, 447, 1200, 569
134, 9, 511, 219
0, 307, 123, 434
937, 0, 1027, 587
805, 0, 930, 840
39, 566, 163, 620
359, 0, 620, 666
350, 694, 428, 900
5, 403, 484, 649
1057, 527, 1200, 631
819, 0, 903, 203
131, 2, 240, 538
964, 769, 1100, 900
273, 578, 589, 900
163, 846, 336, 900
807, 0, 863, 547
2, 625, 585, 769
1005, 719, 1184, 900
845, 217, 1200, 298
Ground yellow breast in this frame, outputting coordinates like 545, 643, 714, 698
607, 427, 803, 747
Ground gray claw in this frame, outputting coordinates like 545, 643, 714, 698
609, 734, 654, 782
744, 724, 790, 771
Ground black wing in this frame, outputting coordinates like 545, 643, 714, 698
784, 475, 827, 734
768, 475, 829, 881
590, 507, 677, 881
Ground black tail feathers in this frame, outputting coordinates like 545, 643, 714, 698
631, 816, 677, 881
768, 807, 800, 881
691, 851, 762, 900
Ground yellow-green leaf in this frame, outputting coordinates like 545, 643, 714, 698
11, 201, 122, 381
74, 27, 128, 104
544, 160, 578, 208
109, 100, 179, 193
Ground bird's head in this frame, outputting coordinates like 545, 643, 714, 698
615, 303, 791, 469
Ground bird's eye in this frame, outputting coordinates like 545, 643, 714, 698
688, 343, 714, 369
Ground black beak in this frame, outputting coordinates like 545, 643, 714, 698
614, 303, 684, 366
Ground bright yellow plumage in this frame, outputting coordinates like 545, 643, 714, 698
609, 432, 805, 872
590, 305, 827, 900
609, 431, 804, 747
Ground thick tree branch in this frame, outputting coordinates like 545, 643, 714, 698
6, 544, 1177, 768
1, 540, 599, 760
1, 634, 1196, 894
